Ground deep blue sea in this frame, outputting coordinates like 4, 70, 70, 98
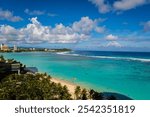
1, 51, 150, 100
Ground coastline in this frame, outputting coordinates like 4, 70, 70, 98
51, 77, 79, 96
51, 76, 133, 100
51, 77, 107, 95
1, 53, 143, 98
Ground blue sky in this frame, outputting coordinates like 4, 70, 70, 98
0, 0, 150, 51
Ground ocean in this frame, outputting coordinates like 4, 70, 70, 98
1, 51, 150, 100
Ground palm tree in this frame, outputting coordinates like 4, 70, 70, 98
74, 86, 81, 99
59, 85, 72, 100
89, 89, 95, 99
81, 88, 88, 100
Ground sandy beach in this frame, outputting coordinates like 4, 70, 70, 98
51, 77, 78, 95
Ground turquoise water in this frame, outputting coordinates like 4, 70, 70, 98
1, 51, 150, 100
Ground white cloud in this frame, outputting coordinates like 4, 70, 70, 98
95, 26, 106, 33
104, 34, 121, 48
25, 9, 57, 17
24, 9, 45, 15
105, 34, 118, 40
106, 41, 122, 47
88, 0, 111, 13
0, 25, 17, 35
0, 25, 22, 43
143, 20, 150, 32
72, 16, 105, 34
0, 17, 104, 44
0, 8, 22, 22
113, 0, 149, 11
89, 0, 150, 13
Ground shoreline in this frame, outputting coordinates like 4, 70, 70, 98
50, 77, 133, 100
51, 77, 106, 94
0, 52, 136, 99
51, 77, 80, 96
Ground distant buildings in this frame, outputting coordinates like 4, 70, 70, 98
0, 44, 19, 52
0, 44, 71, 53
44, 48, 48, 51
29, 48, 35, 51
13, 45, 17, 51
0, 44, 3, 50
0, 44, 9, 51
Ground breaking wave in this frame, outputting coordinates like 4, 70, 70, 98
56, 52, 150, 62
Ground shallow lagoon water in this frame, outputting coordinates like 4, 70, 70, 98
1, 51, 150, 100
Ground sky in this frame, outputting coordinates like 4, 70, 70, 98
0, 0, 150, 51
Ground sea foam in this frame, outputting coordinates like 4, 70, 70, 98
56, 52, 150, 62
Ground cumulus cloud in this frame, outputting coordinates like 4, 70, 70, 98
88, 0, 111, 13
89, 0, 150, 13
0, 17, 105, 44
0, 25, 23, 44
106, 41, 122, 47
19, 17, 88, 43
143, 20, 150, 32
105, 34, 118, 41
104, 34, 121, 47
113, 0, 150, 11
0, 8, 22, 22
72, 16, 105, 34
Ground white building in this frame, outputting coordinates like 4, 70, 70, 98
14, 45, 17, 51
0, 44, 9, 51
0, 44, 4, 50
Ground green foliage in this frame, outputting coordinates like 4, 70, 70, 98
0, 73, 72, 100
0, 55, 5, 61
88, 89, 104, 100
91, 91, 103, 100
81, 88, 88, 100
89, 89, 95, 99
74, 86, 81, 99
